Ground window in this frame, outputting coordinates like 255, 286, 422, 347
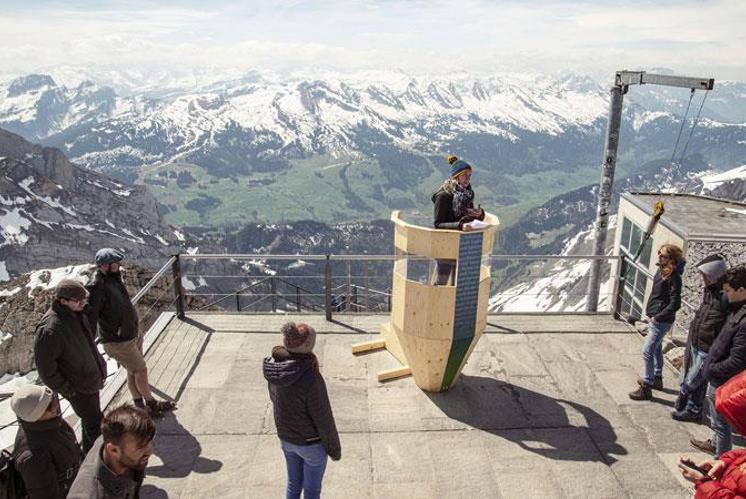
618, 215, 652, 321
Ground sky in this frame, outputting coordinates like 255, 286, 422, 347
1, 0, 745, 82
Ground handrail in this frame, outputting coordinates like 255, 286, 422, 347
131, 256, 176, 305
179, 253, 620, 261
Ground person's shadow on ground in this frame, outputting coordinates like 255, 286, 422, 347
427, 375, 627, 464
146, 411, 223, 479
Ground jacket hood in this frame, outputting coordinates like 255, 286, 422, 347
263, 356, 313, 387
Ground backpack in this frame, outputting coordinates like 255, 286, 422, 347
0, 449, 26, 499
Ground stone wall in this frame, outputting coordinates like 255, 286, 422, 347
0, 264, 190, 375
664, 240, 746, 370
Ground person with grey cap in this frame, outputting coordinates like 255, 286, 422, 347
35, 278, 106, 453
672, 254, 729, 422
263, 322, 340, 499
10, 385, 82, 499
87, 248, 176, 416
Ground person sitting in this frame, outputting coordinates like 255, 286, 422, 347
10, 385, 82, 499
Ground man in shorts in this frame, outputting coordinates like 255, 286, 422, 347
87, 248, 176, 416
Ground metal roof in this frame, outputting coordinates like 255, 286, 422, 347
621, 192, 746, 241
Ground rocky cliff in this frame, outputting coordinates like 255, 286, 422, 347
0, 128, 188, 280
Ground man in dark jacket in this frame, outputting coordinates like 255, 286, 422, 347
264, 322, 340, 499
10, 385, 82, 499
691, 265, 746, 457
672, 254, 728, 422
35, 278, 107, 453
68, 404, 155, 499
87, 248, 175, 416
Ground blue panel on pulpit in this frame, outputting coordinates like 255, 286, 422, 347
442, 232, 483, 389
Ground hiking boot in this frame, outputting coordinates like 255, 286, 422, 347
690, 438, 716, 455
638, 376, 663, 390
629, 384, 652, 401
671, 409, 702, 423
146, 399, 177, 417
674, 393, 689, 412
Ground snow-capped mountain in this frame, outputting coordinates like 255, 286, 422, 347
0, 71, 613, 166
1, 70, 744, 227
0, 128, 187, 280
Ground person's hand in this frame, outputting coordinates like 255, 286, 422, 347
650, 316, 658, 325
462, 224, 475, 232
678, 457, 707, 483
707, 459, 727, 479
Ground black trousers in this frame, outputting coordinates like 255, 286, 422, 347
68, 392, 103, 454
434, 260, 456, 285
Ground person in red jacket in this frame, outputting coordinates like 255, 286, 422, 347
679, 450, 746, 498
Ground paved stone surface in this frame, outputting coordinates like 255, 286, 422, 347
110, 313, 711, 498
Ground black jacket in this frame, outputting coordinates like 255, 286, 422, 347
13, 416, 82, 499
86, 271, 139, 343
67, 436, 144, 499
689, 279, 728, 352
645, 268, 682, 324
35, 302, 107, 398
431, 186, 484, 230
263, 347, 341, 460
705, 301, 746, 387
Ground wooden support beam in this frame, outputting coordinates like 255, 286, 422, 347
351, 339, 386, 354
377, 366, 412, 382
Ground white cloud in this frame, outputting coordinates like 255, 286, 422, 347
0, 0, 744, 80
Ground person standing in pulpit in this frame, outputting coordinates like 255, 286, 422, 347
431, 155, 485, 285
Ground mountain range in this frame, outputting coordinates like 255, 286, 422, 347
2, 69, 744, 228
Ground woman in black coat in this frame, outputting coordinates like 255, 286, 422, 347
431, 155, 485, 285
263, 322, 340, 499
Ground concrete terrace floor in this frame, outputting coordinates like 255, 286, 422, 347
110, 313, 717, 499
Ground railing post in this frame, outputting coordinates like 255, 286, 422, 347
387, 287, 392, 312
352, 285, 358, 313
325, 255, 332, 321
235, 292, 240, 312
613, 256, 627, 319
271, 277, 277, 312
346, 261, 352, 312
364, 261, 370, 312
171, 255, 186, 319
296, 286, 301, 312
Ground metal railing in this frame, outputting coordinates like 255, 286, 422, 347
159, 253, 623, 319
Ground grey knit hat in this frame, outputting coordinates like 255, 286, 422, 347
55, 278, 88, 301
281, 322, 316, 354
11, 385, 53, 422
696, 254, 727, 282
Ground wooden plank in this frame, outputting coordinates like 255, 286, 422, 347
351, 339, 386, 354
377, 365, 412, 382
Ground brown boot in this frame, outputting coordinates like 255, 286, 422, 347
146, 398, 177, 418
690, 438, 716, 455
629, 384, 652, 401
638, 376, 663, 390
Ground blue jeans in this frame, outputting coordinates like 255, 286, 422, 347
642, 321, 672, 385
281, 440, 328, 499
681, 347, 708, 414
707, 383, 732, 457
